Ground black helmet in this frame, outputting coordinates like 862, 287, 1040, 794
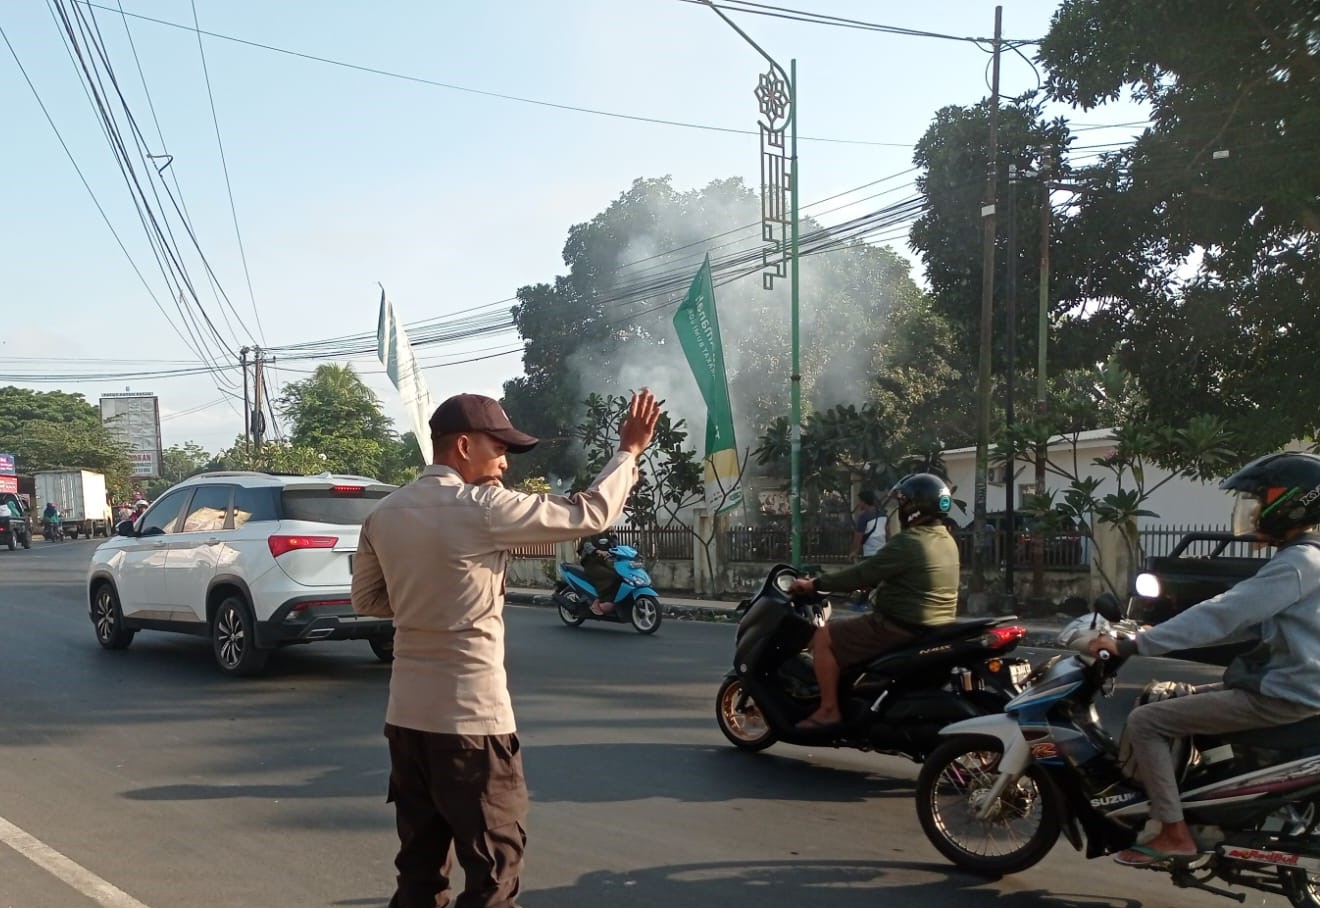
1221, 452, 1320, 542
890, 473, 952, 526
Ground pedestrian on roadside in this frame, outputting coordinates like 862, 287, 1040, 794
351, 388, 661, 908
847, 489, 887, 561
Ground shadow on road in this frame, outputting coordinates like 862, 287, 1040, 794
518, 858, 1145, 908
525, 741, 914, 805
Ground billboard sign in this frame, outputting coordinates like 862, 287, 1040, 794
0, 475, 15, 495
0, 453, 13, 475
100, 393, 163, 479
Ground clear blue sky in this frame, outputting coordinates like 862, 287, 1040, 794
0, 0, 1144, 455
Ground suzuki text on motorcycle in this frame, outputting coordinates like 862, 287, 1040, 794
552, 543, 662, 635
715, 564, 1032, 762
914, 603, 1320, 906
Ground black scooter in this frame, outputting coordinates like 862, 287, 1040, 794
715, 563, 1032, 762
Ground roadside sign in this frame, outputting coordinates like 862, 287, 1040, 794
0, 476, 16, 494
0, 454, 14, 475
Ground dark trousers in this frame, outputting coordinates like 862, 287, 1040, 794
582, 558, 620, 602
385, 725, 528, 908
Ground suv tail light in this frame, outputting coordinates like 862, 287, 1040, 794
268, 535, 339, 557
331, 485, 365, 496
980, 625, 1027, 650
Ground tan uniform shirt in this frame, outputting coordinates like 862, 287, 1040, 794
351, 452, 638, 735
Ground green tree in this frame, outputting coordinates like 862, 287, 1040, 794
503, 176, 927, 487
910, 100, 1073, 379
996, 362, 1248, 596
211, 438, 331, 474
572, 393, 703, 529
274, 364, 413, 480
146, 442, 211, 498
1038, 0, 1320, 449
0, 386, 132, 491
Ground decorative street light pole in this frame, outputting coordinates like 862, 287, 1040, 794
704, 3, 803, 563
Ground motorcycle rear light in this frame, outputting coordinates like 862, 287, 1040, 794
981, 625, 1027, 649
268, 534, 339, 557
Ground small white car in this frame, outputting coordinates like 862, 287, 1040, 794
87, 471, 396, 676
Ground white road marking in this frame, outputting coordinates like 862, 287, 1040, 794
0, 814, 152, 908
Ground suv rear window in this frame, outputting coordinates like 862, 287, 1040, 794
279, 488, 391, 525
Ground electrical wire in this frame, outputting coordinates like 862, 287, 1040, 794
188, 0, 265, 345
0, 18, 236, 383
77, 0, 909, 148
58, 0, 238, 374
678, 0, 1040, 44
266, 170, 922, 358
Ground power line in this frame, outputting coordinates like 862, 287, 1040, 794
678, 0, 1040, 44
0, 17, 236, 385
78, 0, 909, 148
188, 0, 265, 345
266, 170, 922, 358
51, 0, 242, 386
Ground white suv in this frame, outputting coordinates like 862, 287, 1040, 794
87, 471, 396, 676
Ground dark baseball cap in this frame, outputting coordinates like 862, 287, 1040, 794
428, 394, 539, 453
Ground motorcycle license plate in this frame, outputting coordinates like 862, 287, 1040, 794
1009, 660, 1033, 688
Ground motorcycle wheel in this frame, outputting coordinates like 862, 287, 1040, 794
554, 583, 586, 628
916, 734, 1060, 876
715, 676, 777, 752
630, 595, 662, 635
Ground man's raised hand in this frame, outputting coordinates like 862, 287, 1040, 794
619, 388, 661, 457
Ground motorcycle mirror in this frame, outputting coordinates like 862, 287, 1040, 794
1092, 591, 1124, 623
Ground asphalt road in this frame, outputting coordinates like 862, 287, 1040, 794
0, 540, 1235, 908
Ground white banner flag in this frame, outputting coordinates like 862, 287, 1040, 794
376, 288, 434, 465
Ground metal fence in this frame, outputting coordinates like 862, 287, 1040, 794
1134, 524, 1257, 558
951, 528, 1088, 571
509, 521, 1250, 571
725, 525, 853, 564
613, 526, 692, 560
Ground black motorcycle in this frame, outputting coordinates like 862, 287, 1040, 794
715, 563, 1033, 761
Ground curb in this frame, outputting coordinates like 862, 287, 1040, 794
505, 590, 743, 623
506, 590, 1069, 643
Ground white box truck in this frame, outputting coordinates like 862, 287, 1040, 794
35, 469, 113, 539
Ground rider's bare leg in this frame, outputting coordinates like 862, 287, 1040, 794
798, 626, 841, 726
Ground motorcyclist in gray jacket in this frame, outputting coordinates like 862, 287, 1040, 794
1090, 452, 1320, 867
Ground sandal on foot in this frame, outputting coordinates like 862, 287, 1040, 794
1113, 844, 1199, 867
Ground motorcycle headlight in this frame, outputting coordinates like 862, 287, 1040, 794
1134, 572, 1161, 598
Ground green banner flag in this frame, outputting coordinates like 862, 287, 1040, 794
672, 255, 742, 513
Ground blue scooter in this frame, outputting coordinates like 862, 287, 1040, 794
552, 544, 662, 634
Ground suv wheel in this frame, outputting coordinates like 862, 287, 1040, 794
92, 584, 136, 650
211, 595, 270, 677
368, 636, 394, 663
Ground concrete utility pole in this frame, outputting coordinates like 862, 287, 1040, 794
1033, 156, 1054, 600
1004, 162, 1019, 598
971, 6, 1003, 603
250, 347, 267, 451
241, 347, 251, 451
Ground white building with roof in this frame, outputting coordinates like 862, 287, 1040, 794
940, 428, 1233, 530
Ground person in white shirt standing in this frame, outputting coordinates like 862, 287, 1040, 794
849, 489, 886, 561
